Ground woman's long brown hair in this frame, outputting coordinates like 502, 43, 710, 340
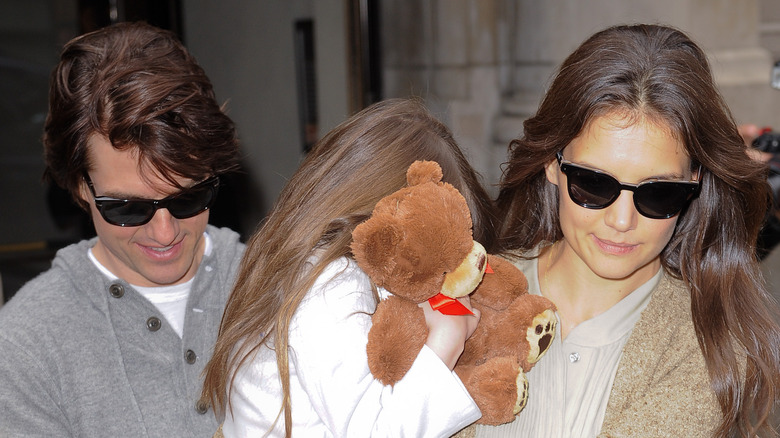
496, 24, 780, 437
201, 98, 496, 436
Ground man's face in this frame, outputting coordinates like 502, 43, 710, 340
79, 134, 210, 287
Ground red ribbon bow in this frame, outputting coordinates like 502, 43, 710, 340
426, 261, 493, 315
428, 293, 474, 315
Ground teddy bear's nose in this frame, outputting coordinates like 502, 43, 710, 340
477, 254, 486, 271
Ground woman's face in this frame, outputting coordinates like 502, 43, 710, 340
544, 112, 694, 286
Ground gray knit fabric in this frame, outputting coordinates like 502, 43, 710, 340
0, 225, 245, 438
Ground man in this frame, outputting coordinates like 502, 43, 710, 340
0, 22, 245, 437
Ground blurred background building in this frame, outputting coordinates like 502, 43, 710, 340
3, 0, 780, 301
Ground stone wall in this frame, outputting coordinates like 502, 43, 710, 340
381, 0, 780, 193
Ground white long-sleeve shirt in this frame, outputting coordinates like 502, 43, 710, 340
223, 257, 481, 437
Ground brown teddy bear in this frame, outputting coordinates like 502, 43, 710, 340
351, 160, 557, 425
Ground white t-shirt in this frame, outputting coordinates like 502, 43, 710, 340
476, 255, 660, 438
88, 232, 212, 338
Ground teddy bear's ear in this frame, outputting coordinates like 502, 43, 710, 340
406, 160, 443, 186
351, 217, 401, 286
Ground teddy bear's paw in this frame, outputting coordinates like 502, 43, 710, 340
366, 297, 429, 386
513, 370, 529, 415
464, 357, 529, 425
525, 308, 556, 365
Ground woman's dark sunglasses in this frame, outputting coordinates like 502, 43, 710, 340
84, 174, 220, 227
556, 152, 700, 219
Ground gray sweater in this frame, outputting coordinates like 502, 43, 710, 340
0, 225, 245, 438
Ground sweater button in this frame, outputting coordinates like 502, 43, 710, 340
185, 349, 197, 364
195, 399, 209, 414
146, 317, 162, 332
109, 283, 124, 298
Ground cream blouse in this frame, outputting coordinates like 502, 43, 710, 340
475, 255, 661, 438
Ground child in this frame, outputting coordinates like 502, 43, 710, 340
202, 98, 496, 437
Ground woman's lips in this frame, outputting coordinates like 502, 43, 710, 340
594, 236, 637, 255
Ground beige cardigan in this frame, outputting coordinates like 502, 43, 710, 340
457, 273, 722, 438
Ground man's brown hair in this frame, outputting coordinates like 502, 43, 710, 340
44, 21, 239, 210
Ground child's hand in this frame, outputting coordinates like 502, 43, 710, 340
419, 297, 481, 369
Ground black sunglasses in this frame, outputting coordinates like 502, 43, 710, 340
556, 152, 700, 219
84, 174, 220, 227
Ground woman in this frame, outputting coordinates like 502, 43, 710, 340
477, 24, 780, 437
201, 98, 495, 437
